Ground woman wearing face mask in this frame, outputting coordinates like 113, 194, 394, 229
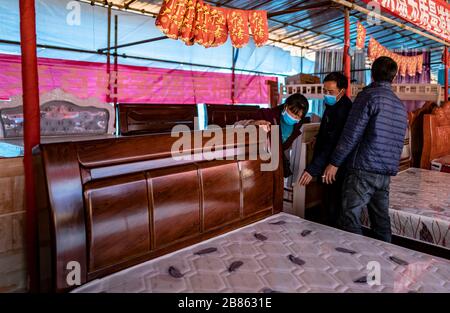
263, 93, 310, 178
298, 72, 352, 227
234, 93, 309, 178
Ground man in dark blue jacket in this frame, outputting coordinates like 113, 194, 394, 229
322, 56, 408, 242
299, 72, 352, 227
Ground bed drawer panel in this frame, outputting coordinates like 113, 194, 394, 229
84, 174, 150, 272
148, 165, 201, 249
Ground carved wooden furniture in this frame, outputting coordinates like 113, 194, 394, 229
421, 102, 450, 169
281, 83, 446, 102
35, 131, 283, 292
408, 102, 437, 168
0, 89, 115, 138
205, 104, 261, 128
118, 103, 198, 135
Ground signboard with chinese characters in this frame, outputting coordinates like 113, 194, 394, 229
361, 0, 450, 42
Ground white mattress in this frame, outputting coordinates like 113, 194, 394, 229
73, 213, 450, 293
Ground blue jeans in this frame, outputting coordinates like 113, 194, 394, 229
338, 169, 392, 242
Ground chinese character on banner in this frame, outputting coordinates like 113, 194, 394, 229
249, 10, 269, 47
356, 21, 367, 50
361, 0, 450, 41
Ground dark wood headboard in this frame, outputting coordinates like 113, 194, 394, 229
421, 101, 450, 169
206, 104, 261, 128
118, 103, 198, 135
35, 131, 283, 292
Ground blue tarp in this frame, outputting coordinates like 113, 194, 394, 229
0, 0, 314, 76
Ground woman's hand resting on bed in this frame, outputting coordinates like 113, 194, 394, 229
233, 120, 271, 133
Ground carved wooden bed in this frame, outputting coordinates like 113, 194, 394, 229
205, 104, 261, 128
118, 103, 198, 135
34, 130, 450, 293
408, 101, 437, 168
420, 102, 450, 170
35, 130, 283, 292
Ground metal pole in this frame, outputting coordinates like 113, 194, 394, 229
114, 14, 119, 134
445, 47, 449, 102
19, 0, 40, 292
343, 8, 351, 97
106, 5, 111, 103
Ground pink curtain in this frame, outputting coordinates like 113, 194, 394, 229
0, 54, 275, 104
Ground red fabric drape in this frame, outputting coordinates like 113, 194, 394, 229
343, 9, 351, 97
19, 0, 40, 292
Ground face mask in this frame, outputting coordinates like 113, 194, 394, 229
324, 89, 343, 106
282, 109, 300, 125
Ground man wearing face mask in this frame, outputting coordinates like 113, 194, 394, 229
298, 72, 352, 227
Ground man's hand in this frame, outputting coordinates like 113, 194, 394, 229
322, 164, 338, 184
299, 171, 313, 186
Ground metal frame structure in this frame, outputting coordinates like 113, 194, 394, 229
16, 0, 450, 292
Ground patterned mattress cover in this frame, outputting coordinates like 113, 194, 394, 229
73, 213, 450, 293
362, 168, 450, 249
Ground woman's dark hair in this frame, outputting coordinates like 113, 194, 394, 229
324, 72, 349, 89
371, 56, 398, 83
284, 93, 309, 116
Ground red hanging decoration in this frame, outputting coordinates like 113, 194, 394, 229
368, 37, 423, 77
355, 21, 366, 50
155, 1, 268, 49
155, 0, 188, 39
180, 0, 197, 46
227, 10, 250, 48
210, 7, 228, 47
249, 10, 269, 47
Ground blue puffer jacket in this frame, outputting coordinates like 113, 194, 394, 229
330, 81, 407, 176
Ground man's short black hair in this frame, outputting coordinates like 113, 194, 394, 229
371, 56, 398, 83
284, 93, 309, 116
323, 72, 349, 89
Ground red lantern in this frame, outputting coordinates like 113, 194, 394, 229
227, 9, 250, 48
180, 0, 197, 46
356, 21, 366, 50
210, 7, 228, 47
155, 0, 188, 39
249, 10, 268, 47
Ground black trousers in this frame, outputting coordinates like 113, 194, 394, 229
319, 169, 346, 228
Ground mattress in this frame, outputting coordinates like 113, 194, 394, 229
362, 168, 450, 249
73, 213, 450, 293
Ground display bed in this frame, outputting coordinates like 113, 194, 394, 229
73, 212, 450, 293
363, 168, 450, 251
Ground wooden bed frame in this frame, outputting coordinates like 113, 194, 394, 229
420, 102, 450, 169
205, 104, 261, 128
35, 131, 283, 292
118, 103, 198, 135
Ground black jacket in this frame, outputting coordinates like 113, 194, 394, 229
306, 95, 352, 177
